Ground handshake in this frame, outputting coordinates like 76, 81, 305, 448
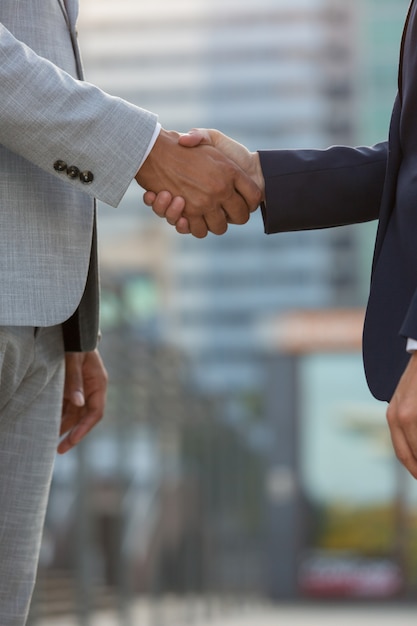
135, 129, 265, 238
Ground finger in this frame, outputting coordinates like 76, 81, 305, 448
165, 196, 186, 225
203, 209, 229, 235
150, 190, 174, 217
60, 399, 78, 436
387, 416, 417, 479
220, 188, 251, 226
176, 217, 191, 235
232, 170, 263, 217
59, 415, 98, 452
64, 353, 85, 407
387, 397, 417, 478
143, 190, 157, 206
187, 215, 209, 239
58, 385, 106, 454
178, 128, 212, 148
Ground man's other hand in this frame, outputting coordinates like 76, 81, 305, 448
58, 350, 108, 454
387, 352, 417, 478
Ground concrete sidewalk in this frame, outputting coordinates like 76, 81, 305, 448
37, 600, 416, 626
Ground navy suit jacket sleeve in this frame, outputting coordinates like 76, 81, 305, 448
258, 142, 388, 234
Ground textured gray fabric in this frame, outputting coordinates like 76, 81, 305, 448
0, 0, 158, 327
0, 325, 65, 626
0, 0, 160, 622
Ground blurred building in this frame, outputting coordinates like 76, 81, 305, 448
77, 0, 402, 396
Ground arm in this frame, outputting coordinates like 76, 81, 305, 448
259, 143, 388, 233
0, 23, 157, 208
145, 130, 387, 233
0, 25, 261, 235
259, 141, 417, 480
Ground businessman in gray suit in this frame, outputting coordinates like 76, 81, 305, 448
0, 1, 261, 624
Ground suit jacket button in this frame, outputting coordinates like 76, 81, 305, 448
54, 160, 67, 172
80, 170, 94, 184
67, 165, 80, 179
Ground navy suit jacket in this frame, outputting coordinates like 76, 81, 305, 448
259, 1, 417, 402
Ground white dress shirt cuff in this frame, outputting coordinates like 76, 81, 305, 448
406, 338, 417, 353
138, 122, 161, 169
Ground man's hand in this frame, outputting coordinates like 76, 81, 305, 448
58, 350, 108, 454
136, 128, 262, 238
387, 352, 417, 478
180, 129, 265, 193
143, 129, 265, 235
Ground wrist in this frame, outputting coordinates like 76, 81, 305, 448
251, 152, 265, 202
137, 122, 161, 174
136, 129, 176, 189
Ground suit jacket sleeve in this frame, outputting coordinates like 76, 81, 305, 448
258, 143, 388, 233
0, 22, 158, 208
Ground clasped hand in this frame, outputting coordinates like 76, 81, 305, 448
137, 128, 265, 238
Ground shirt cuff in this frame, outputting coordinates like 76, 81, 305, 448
406, 338, 417, 353
138, 122, 161, 169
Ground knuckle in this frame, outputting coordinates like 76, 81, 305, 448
395, 405, 414, 428
386, 401, 414, 428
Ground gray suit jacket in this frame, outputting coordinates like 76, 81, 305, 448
0, 0, 158, 350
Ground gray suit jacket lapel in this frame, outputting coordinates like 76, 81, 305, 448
56, 0, 84, 79
57, 0, 78, 33
57, 0, 70, 25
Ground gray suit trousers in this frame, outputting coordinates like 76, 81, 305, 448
0, 325, 64, 626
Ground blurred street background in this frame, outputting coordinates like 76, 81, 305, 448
29, 0, 417, 623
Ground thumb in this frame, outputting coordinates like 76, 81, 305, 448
64, 353, 85, 407
178, 128, 214, 148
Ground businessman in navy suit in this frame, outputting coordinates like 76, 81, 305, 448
148, 0, 417, 480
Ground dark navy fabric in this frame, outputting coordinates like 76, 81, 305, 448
260, 0, 417, 401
